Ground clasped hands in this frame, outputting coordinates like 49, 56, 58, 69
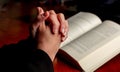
31, 7, 68, 61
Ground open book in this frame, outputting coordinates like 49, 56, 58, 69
59, 12, 120, 72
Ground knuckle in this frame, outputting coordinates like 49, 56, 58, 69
58, 13, 64, 16
49, 10, 55, 14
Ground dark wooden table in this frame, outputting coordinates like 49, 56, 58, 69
0, 18, 120, 72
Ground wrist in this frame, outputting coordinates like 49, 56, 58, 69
37, 44, 59, 61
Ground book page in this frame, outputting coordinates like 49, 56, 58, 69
60, 12, 102, 47
61, 20, 120, 71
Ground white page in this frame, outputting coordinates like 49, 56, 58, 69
61, 20, 120, 71
60, 12, 102, 47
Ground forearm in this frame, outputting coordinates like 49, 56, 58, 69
28, 49, 54, 72
0, 37, 54, 72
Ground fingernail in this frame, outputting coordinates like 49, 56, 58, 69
64, 29, 67, 35
62, 37, 66, 42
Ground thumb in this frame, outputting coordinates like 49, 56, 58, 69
31, 7, 45, 37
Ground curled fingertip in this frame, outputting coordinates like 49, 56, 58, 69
61, 35, 68, 42
61, 28, 65, 34
63, 20, 68, 35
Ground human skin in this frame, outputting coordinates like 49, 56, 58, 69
31, 7, 68, 61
